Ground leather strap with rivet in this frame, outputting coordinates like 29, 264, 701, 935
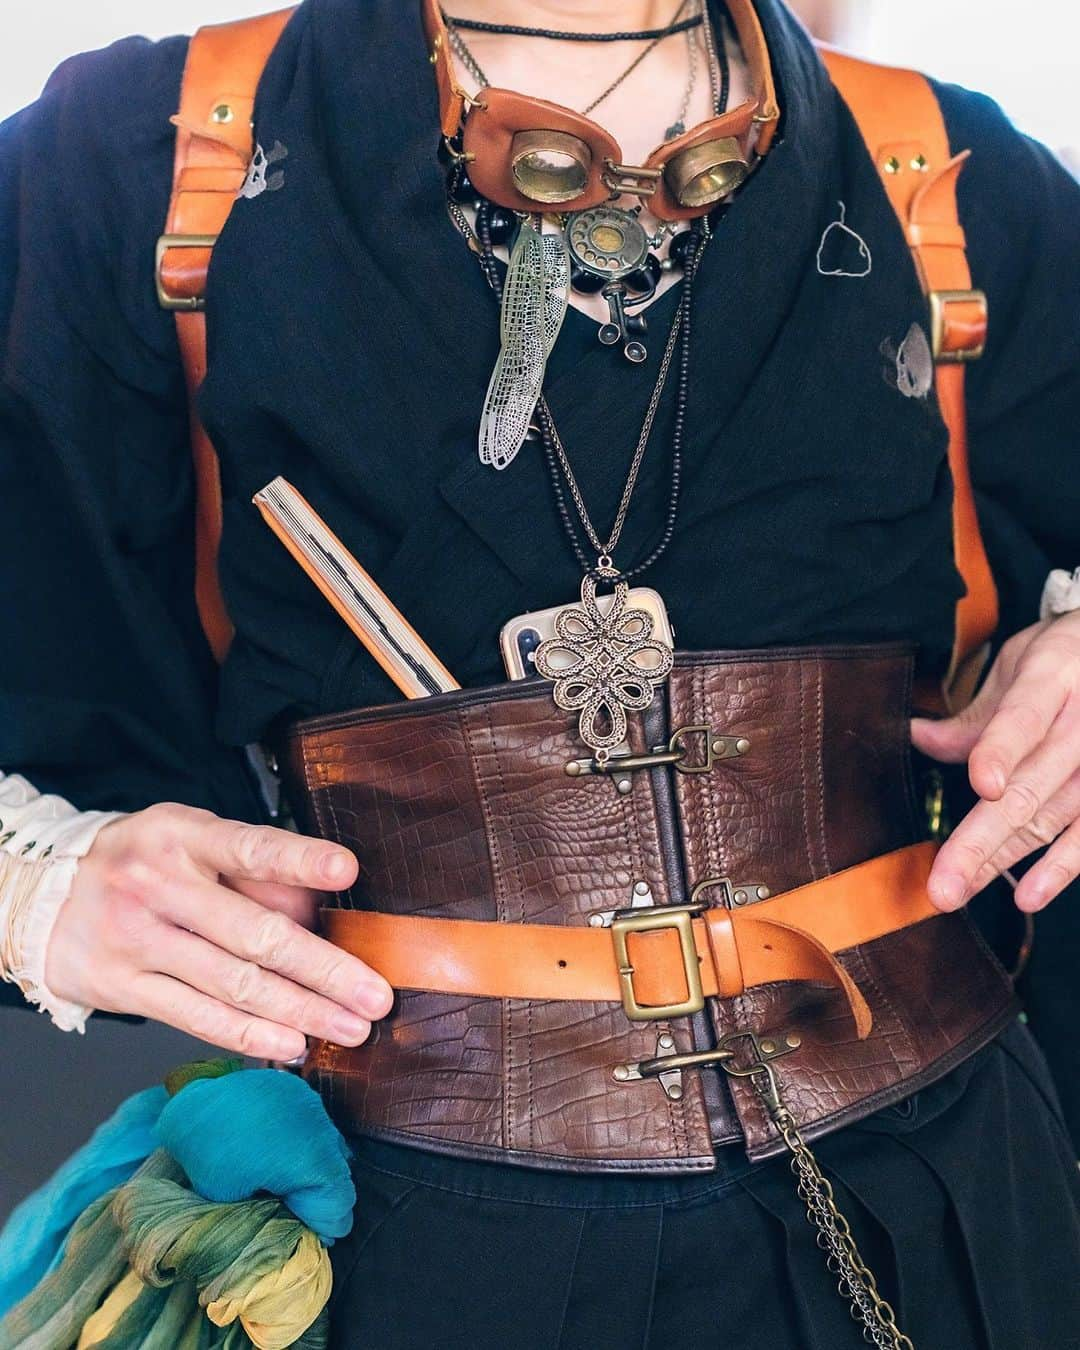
819, 48, 998, 715
323, 841, 940, 1040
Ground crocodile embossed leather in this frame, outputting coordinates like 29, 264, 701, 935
282, 644, 1016, 1174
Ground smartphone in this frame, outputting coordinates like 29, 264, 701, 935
500, 587, 675, 680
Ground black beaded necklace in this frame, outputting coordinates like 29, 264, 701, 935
442, 12, 705, 42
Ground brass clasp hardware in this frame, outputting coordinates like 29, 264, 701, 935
601, 159, 663, 198
613, 1032, 686, 1100
924, 767, 950, 842
614, 1027, 801, 1088
565, 726, 750, 781
715, 1029, 802, 1116
610, 903, 706, 1022
689, 876, 771, 908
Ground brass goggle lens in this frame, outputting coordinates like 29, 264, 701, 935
664, 137, 749, 208
511, 130, 593, 204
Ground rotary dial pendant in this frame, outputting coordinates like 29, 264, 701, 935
566, 206, 652, 364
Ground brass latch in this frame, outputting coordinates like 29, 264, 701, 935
565, 725, 750, 783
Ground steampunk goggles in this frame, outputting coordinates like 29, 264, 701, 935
423, 0, 780, 220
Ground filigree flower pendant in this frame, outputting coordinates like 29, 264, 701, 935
533, 573, 674, 758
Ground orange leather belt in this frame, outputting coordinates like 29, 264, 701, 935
324, 842, 940, 1041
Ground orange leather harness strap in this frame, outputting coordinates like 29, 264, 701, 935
324, 843, 941, 1040
159, 9, 296, 661
819, 49, 998, 712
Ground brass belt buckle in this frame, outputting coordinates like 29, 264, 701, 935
610, 903, 705, 1022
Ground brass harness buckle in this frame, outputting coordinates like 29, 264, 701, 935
610, 902, 706, 1022
928, 287, 988, 363
155, 234, 220, 312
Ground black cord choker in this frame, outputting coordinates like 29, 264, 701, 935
441, 12, 705, 41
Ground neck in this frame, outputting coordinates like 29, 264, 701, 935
444, 1, 686, 32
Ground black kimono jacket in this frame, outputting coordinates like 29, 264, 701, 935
1, 1, 1078, 1124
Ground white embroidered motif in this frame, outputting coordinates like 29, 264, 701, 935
238, 141, 289, 200
816, 201, 872, 278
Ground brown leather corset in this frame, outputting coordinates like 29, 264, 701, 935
282, 644, 1015, 1174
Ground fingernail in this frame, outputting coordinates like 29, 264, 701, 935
929, 874, 965, 910
356, 981, 394, 1019
323, 852, 353, 884
331, 1012, 371, 1044
1017, 882, 1050, 913
272, 1034, 307, 1061
985, 764, 1006, 796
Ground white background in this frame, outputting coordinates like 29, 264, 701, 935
1, 1, 1077, 165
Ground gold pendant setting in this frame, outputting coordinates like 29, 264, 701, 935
534, 571, 674, 758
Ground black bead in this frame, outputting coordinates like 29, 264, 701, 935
570, 265, 607, 294
448, 165, 478, 204
668, 229, 700, 270
479, 204, 516, 246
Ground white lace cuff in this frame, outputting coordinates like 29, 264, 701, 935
0, 773, 125, 1032
1040, 567, 1080, 622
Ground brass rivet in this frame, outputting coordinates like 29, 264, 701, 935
666, 1083, 684, 1100
756, 885, 771, 901
733, 889, 748, 905
588, 914, 606, 928
211, 103, 235, 125
616, 778, 633, 795
565, 760, 582, 777
659, 1033, 675, 1050
613, 1064, 631, 1082
911, 153, 929, 172
429, 33, 443, 64
785, 1034, 803, 1050
883, 155, 902, 174
760, 1039, 776, 1055
634, 881, 650, 897
734, 737, 751, 755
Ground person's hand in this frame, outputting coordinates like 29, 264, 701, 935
911, 611, 1080, 914
45, 803, 393, 1060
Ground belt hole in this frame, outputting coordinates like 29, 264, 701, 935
558, 959, 568, 968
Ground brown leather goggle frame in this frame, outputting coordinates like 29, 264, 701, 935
423, 0, 780, 220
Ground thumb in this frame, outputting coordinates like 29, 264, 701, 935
910, 663, 1006, 763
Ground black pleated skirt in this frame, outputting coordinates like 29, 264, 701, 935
327, 1016, 1080, 1349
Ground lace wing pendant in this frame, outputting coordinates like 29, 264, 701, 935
478, 223, 569, 471
533, 574, 675, 758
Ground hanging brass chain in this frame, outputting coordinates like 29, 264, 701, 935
718, 1037, 915, 1350
771, 1102, 914, 1349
